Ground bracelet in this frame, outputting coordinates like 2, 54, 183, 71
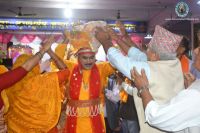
137, 86, 149, 97
36, 51, 43, 59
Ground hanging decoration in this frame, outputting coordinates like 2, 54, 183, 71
0, 18, 84, 31
0, 18, 147, 33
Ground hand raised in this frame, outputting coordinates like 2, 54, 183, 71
95, 27, 110, 42
116, 20, 127, 36
42, 35, 55, 52
184, 72, 196, 88
131, 67, 149, 90
106, 26, 119, 41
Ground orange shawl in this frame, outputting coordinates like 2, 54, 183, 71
1, 54, 62, 132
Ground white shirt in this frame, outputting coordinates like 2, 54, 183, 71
107, 47, 150, 80
121, 79, 200, 132
121, 82, 137, 95
145, 80, 200, 132
105, 83, 121, 103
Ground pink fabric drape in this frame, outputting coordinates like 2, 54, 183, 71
26, 35, 36, 42
0, 33, 63, 44
0, 34, 13, 44
16, 34, 37, 43
111, 34, 144, 49
37, 34, 47, 42
130, 34, 144, 49
15, 34, 24, 42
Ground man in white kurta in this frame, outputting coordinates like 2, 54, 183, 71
145, 80, 200, 132
95, 25, 185, 133
121, 79, 200, 133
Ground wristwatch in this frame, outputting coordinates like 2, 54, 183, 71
137, 86, 148, 97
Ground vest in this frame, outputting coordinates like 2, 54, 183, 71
133, 59, 185, 133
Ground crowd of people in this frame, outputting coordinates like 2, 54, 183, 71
0, 21, 200, 133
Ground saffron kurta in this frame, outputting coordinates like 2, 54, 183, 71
63, 60, 115, 133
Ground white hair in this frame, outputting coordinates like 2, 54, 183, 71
149, 44, 177, 60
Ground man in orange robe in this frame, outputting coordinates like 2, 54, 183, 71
61, 47, 115, 133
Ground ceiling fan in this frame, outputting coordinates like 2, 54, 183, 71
8, 7, 37, 17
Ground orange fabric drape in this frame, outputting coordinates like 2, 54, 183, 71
1, 54, 69, 133
2, 72, 62, 132
0, 65, 8, 74
180, 55, 189, 73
